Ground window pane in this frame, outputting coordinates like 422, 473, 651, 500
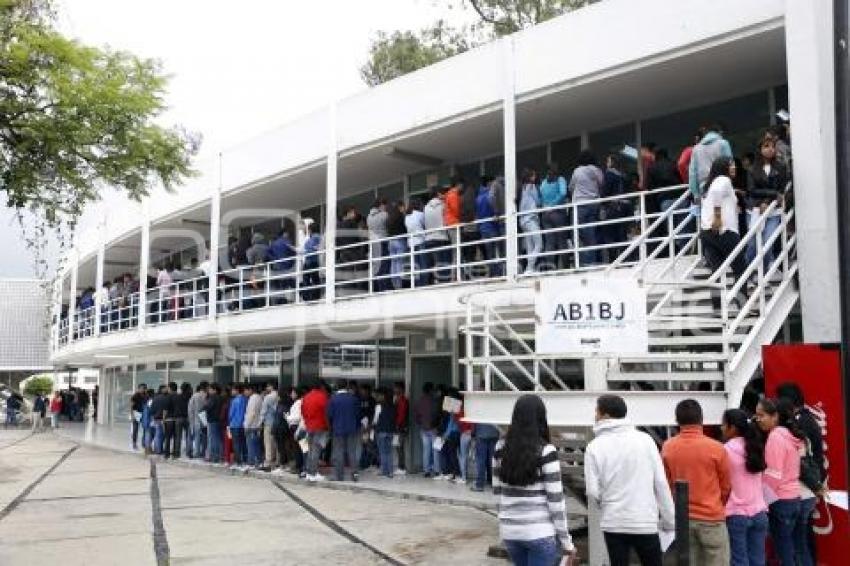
516, 145, 548, 176
484, 155, 504, 177
376, 182, 404, 203
550, 137, 582, 178
338, 189, 375, 218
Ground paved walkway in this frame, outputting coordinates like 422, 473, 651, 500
54, 420, 587, 520
0, 429, 505, 565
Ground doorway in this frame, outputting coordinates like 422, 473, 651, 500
409, 355, 454, 473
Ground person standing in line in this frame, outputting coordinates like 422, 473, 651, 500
662, 399, 732, 566
539, 164, 569, 270
518, 169, 543, 274
776, 382, 824, 566
301, 380, 330, 482
49, 391, 62, 429
188, 382, 208, 460
404, 198, 428, 287
169, 383, 190, 459
392, 381, 409, 475
326, 381, 362, 482
243, 384, 263, 468
443, 178, 463, 277
414, 382, 438, 477
746, 137, 789, 273
161, 383, 178, 459
373, 386, 397, 479
584, 395, 674, 566
386, 201, 409, 289
367, 198, 390, 292
227, 385, 248, 468
286, 387, 306, 476
493, 395, 577, 565
475, 178, 502, 277
688, 124, 734, 199
755, 398, 807, 566
150, 385, 169, 455
259, 382, 279, 471
204, 384, 223, 464
422, 187, 450, 284
700, 157, 747, 282
300, 222, 324, 301
438, 389, 463, 483
130, 383, 147, 450
569, 150, 605, 266
721, 409, 769, 566
220, 385, 233, 464
471, 423, 499, 492
458, 402, 473, 484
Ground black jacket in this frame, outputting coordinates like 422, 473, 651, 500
171, 392, 190, 419
150, 393, 170, 420
797, 408, 825, 482
131, 392, 146, 413
374, 401, 397, 434
748, 161, 789, 204
204, 394, 222, 424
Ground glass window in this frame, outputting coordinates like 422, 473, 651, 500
550, 137, 582, 178
378, 338, 406, 389
484, 155, 504, 178
456, 161, 481, 186
338, 189, 375, 219
641, 90, 771, 161
301, 205, 323, 232
376, 182, 404, 203
516, 145, 548, 176
409, 167, 452, 194
589, 123, 637, 176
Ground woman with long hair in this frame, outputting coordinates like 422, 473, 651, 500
746, 137, 789, 272
493, 395, 577, 565
699, 157, 747, 281
721, 409, 768, 566
755, 398, 807, 566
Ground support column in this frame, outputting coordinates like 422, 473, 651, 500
208, 167, 222, 321
786, 0, 840, 341
325, 102, 338, 304
502, 38, 518, 281
69, 258, 78, 343
52, 277, 61, 353
94, 239, 105, 337
138, 213, 151, 329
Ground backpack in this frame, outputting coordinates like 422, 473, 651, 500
271, 402, 288, 437
799, 437, 823, 493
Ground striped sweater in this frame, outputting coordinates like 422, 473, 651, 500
493, 441, 574, 551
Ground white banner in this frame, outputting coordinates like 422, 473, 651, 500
534, 277, 648, 355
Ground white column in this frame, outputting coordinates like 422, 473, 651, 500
502, 38, 518, 281
138, 214, 150, 329
52, 277, 62, 353
324, 102, 338, 304
208, 170, 222, 321
94, 241, 105, 337
786, 0, 840, 342
69, 257, 78, 343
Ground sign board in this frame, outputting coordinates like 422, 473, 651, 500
763, 344, 848, 566
534, 277, 648, 355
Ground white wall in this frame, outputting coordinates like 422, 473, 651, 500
786, 0, 840, 342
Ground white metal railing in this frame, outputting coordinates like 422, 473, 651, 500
73, 305, 96, 339
100, 292, 140, 333
58, 316, 69, 346
58, 183, 703, 346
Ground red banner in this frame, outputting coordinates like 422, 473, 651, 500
763, 344, 849, 565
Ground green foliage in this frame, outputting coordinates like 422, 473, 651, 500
23, 375, 53, 396
0, 0, 198, 272
361, 0, 598, 86
360, 20, 471, 87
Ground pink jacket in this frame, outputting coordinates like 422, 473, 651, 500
763, 426, 802, 501
724, 437, 767, 516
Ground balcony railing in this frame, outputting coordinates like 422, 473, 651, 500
55, 183, 698, 347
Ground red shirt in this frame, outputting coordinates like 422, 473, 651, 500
395, 395, 409, 429
677, 146, 694, 184
50, 397, 62, 413
301, 388, 329, 432
444, 188, 462, 225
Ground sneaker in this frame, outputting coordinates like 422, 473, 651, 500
452, 477, 465, 484
351, 472, 359, 482
299, 471, 307, 479
394, 469, 406, 476
312, 473, 326, 482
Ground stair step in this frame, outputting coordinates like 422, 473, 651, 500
649, 318, 757, 331
618, 353, 727, 363
649, 335, 744, 346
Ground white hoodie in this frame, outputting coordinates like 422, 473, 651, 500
243, 393, 263, 429
584, 419, 675, 534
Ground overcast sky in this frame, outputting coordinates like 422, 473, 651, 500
1, 0, 474, 278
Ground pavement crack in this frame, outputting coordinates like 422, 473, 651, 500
0, 443, 79, 522
149, 460, 171, 566
271, 480, 407, 566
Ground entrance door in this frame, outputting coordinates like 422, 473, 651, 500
409, 356, 454, 473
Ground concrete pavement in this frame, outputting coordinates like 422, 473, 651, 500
0, 429, 504, 566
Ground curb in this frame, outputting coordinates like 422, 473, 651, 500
52, 430, 500, 513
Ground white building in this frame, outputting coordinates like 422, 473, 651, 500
50, 0, 837, 469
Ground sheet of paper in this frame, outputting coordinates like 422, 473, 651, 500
620, 144, 638, 161
659, 530, 675, 552
827, 490, 848, 511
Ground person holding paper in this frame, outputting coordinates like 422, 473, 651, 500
585, 394, 674, 566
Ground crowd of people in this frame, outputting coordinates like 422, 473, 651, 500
61, 119, 793, 336
127, 378, 499, 490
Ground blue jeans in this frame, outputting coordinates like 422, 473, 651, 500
376, 432, 394, 477
152, 420, 164, 454
504, 537, 560, 566
230, 427, 246, 465
746, 212, 781, 273
769, 498, 801, 566
246, 428, 261, 466
459, 432, 472, 481
420, 430, 436, 474
192, 425, 207, 459
388, 237, 408, 289
207, 422, 222, 463
727, 512, 768, 566
794, 497, 816, 566
577, 203, 600, 266
475, 437, 497, 489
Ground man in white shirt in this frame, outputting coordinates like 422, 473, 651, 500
243, 384, 264, 468
585, 394, 675, 566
